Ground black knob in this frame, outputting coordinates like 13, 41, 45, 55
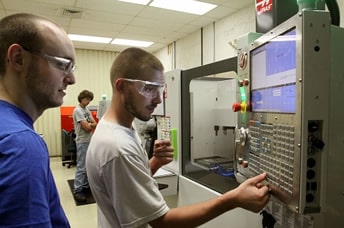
307, 170, 316, 179
307, 158, 316, 168
306, 193, 314, 203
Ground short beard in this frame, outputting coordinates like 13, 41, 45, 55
25, 65, 59, 111
124, 92, 151, 122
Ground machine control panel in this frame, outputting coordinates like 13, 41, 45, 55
231, 8, 344, 228
232, 11, 336, 217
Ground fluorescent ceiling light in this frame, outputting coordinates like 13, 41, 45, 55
68, 34, 112, 43
111, 38, 153, 47
150, 0, 217, 15
118, 0, 150, 5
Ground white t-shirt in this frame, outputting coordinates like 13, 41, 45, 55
86, 119, 169, 228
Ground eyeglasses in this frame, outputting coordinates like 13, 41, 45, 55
122, 78, 165, 98
22, 46, 76, 75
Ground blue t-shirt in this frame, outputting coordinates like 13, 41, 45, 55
0, 100, 70, 227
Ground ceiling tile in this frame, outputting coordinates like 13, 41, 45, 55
0, 0, 252, 52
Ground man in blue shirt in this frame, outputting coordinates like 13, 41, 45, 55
0, 13, 76, 227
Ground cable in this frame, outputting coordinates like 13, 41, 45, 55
326, 0, 340, 26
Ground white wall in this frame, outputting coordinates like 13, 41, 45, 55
154, 44, 174, 71
175, 30, 202, 70
155, 5, 256, 71
213, 6, 255, 60
64, 49, 117, 106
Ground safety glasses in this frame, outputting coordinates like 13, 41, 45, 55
22, 46, 76, 75
122, 78, 165, 98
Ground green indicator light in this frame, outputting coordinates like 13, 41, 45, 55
240, 87, 246, 101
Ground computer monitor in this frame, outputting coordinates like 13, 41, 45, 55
250, 29, 296, 113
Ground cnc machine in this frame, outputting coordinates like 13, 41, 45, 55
233, 8, 344, 228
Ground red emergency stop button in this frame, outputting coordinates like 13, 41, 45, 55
232, 102, 242, 112
232, 101, 249, 112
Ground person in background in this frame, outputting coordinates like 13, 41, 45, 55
72, 89, 97, 202
86, 47, 270, 228
0, 13, 76, 227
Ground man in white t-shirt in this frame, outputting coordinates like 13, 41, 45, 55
86, 47, 270, 228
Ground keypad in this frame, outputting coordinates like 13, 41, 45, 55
248, 121, 296, 195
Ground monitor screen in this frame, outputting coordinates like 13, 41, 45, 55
250, 29, 297, 113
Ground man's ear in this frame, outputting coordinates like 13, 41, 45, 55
115, 78, 125, 93
7, 44, 25, 70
